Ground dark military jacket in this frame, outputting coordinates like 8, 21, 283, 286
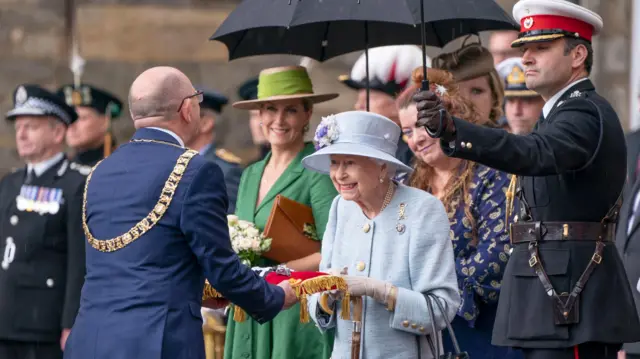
0, 156, 87, 342
202, 145, 243, 214
440, 79, 640, 348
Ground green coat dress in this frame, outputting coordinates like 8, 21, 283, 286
224, 142, 338, 359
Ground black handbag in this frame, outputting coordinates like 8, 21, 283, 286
417, 292, 470, 359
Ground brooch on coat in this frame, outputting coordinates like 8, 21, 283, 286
396, 203, 407, 234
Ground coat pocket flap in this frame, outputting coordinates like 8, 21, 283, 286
511, 249, 570, 277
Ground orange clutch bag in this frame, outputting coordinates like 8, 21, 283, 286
262, 195, 321, 263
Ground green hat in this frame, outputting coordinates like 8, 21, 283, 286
232, 66, 338, 110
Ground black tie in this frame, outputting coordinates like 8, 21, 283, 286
24, 168, 34, 184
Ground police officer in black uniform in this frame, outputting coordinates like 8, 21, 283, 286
0, 85, 87, 359
413, 1, 640, 358
56, 83, 123, 171
185, 89, 243, 214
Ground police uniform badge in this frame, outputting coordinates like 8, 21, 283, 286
16, 185, 64, 215
15, 86, 27, 105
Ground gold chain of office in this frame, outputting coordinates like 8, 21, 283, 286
82, 139, 198, 252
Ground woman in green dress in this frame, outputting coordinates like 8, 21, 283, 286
224, 65, 340, 359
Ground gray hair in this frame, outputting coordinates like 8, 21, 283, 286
374, 159, 397, 178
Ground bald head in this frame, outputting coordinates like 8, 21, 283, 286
128, 66, 194, 121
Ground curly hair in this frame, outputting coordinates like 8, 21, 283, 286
397, 67, 481, 245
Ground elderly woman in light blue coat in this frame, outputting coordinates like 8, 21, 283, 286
301, 111, 461, 359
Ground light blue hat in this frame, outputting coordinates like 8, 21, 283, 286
302, 111, 414, 176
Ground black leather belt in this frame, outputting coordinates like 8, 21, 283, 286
510, 221, 613, 326
510, 221, 615, 245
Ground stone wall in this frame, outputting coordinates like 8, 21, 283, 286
0, 0, 633, 174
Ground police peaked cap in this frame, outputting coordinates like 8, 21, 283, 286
56, 84, 123, 119
197, 89, 229, 113
6, 84, 78, 126
496, 57, 540, 98
237, 77, 259, 101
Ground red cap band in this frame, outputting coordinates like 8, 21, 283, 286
521, 14, 594, 41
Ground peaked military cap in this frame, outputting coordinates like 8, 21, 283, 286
496, 57, 539, 98
511, 0, 603, 47
237, 77, 259, 101
197, 89, 229, 113
56, 84, 123, 119
6, 84, 78, 126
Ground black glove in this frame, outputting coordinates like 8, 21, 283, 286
413, 90, 456, 142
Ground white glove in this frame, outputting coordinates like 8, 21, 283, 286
343, 275, 394, 305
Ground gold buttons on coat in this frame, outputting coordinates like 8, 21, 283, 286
402, 320, 410, 328
411, 323, 417, 329
460, 141, 466, 148
466, 142, 473, 149
363, 223, 371, 233
419, 326, 425, 332
356, 261, 366, 272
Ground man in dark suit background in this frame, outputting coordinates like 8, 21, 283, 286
64, 66, 297, 359
185, 89, 243, 214
0, 84, 87, 359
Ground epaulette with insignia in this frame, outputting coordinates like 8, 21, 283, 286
215, 149, 242, 164
569, 90, 583, 99
69, 162, 92, 176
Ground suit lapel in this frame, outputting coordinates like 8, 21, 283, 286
625, 179, 640, 241
254, 143, 313, 213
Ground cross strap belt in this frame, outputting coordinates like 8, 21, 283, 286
510, 221, 615, 245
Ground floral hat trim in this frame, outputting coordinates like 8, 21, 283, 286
313, 114, 340, 150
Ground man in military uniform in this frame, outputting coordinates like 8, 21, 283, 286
63, 66, 296, 359
56, 84, 123, 172
413, 0, 640, 358
0, 85, 87, 359
238, 77, 271, 165
185, 89, 243, 214
496, 57, 544, 134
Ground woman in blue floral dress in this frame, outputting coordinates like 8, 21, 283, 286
397, 67, 522, 359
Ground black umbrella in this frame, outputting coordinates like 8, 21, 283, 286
211, 0, 518, 107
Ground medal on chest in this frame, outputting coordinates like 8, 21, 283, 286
16, 185, 64, 215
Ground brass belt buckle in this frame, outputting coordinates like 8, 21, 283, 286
592, 253, 602, 264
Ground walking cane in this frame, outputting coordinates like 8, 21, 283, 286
350, 296, 363, 359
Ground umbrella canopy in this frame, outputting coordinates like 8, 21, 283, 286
211, 0, 518, 62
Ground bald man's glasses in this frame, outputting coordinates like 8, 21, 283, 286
177, 91, 204, 112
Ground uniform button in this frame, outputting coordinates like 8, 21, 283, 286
402, 320, 410, 327
466, 142, 472, 149
46, 278, 54, 288
411, 323, 417, 329
460, 141, 466, 148
356, 261, 366, 272
9, 215, 18, 226
362, 223, 370, 233
419, 326, 425, 332
1, 262, 8, 270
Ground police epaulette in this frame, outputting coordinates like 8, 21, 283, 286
216, 148, 242, 164
69, 162, 92, 176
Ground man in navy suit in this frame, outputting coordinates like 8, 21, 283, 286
63, 66, 296, 359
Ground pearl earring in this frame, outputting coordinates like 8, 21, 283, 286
379, 177, 384, 183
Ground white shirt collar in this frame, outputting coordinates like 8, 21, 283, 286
27, 152, 65, 177
542, 77, 590, 118
147, 127, 185, 148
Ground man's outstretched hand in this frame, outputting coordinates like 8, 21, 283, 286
414, 90, 456, 142
278, 280, 298, 310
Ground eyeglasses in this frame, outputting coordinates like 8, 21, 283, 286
177, 90, 204, 112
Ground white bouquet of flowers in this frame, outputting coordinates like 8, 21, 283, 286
227, 215, 272, 266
